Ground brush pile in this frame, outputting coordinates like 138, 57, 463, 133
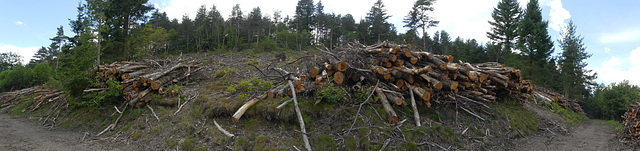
0, 85, 65, 112
233, 41, 535, 124
531, 86, 584, 113
93, 59, 203, 107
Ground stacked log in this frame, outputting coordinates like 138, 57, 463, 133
531, 86, 584, 113
93, 59, 202, 108
623, 102, 640, 141
239, 41, 535, 124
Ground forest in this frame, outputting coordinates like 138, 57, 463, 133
0, 0, 637, 121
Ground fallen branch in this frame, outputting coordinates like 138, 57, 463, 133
98, 105, 126, 136
174, 96, 189, 115
147, 104, 160, 121
407, 84, 421, 127
288, 80, 312, 151
459, 106, 485, 121
213, 120, 234, 137
275, 98, 293, 111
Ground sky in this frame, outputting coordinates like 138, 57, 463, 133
1, 0, 639, 86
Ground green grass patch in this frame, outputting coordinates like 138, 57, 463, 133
496, 102, 539, 134
541, 101, 588, 125
605, 120, 623, 131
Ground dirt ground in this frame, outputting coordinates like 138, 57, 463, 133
506, 102, 633, 151
0, 113, 141, 151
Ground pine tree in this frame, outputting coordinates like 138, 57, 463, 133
558, 21, 596, 100
403, 0, 439, 51
366, 0, 392, 44
487, 0, 521, 62
516, 0, 554, 87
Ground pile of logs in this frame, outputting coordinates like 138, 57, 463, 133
93, 59, 203, 107
0, 85, 65, 112
623, 102, 640, 140
531, 86, 584, 113
233, 41, 535, 125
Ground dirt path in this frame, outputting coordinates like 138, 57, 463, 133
514, 119, 623, 151
0, 113, 141, 151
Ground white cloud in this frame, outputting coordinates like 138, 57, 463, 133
14, 21, 24, 25
604, 47, 610, 53
0, 45, 39, 64
425, 0, 500, 43
600, 29, 640, 44
595, 47, 640, 86
546, 0, 570, 32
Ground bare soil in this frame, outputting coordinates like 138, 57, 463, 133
505, 102, 632, 151
0, 113, 141, 151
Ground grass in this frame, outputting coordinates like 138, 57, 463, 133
605, 120, 623, 131
496, 99, 539, 135
541, 100, 588, 125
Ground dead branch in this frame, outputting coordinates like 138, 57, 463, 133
213, 120, 235, 138
288, 80, 312, 151
146, 104, 160, 121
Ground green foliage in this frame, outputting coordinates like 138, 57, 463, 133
215, 67, 238, 78
584, 80, 640, 120
258, 37, 278, 51
0, 52, 22, 72
515, 0, 556, 89
83, 78, 123, 107
542, 101, 587, 125
0, 63, 53, 92
605, 120, 623, 131
354, 86, 372, 101
557, 21, 596, 100
315, 81, 347, 104
486, 0, 521, 62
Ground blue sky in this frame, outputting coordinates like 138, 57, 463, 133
1, 0, 639, 86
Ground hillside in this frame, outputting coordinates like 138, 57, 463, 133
0, 43, 632, 150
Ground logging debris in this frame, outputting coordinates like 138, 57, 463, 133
233, 41, 537, 125
93, 59, 203, 108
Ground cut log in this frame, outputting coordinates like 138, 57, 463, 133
376, 87, 399, 124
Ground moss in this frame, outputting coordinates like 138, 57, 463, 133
443, 126, 455, 141
316, 135, 337, 149
235, 137, 250, 151
243, 118, 261, 130
406, 141, 418, 151
182, 137, 196, 151
132, 131, 142, 140
345, 137, 357, 150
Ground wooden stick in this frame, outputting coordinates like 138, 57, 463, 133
288, 80, 312, 151
407, 84, 421, 127
460, 106, 485, 121
213, 120, 235, 138
275, 98, 293, 111
147, 104, 160, 121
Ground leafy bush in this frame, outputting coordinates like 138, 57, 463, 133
583, 80, 640, 120
0, 63, 53, 92
315, 81, 347, 104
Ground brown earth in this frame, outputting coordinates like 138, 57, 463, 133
0, 113, 142, 151
506, 102, 633, 151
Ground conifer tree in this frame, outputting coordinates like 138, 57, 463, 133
487, 0, 521, 62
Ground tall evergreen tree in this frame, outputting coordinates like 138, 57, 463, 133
104, 0, 153, 60
403, 0, 439, 51
558, 21, 596, 100
366, 0, 392, 44
517, 0, 554, 87
294, 0, 315, 32
487, 0, 521, 62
